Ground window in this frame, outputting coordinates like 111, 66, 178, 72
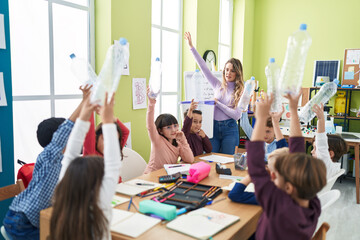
9, 0, 94, 175
151, 0, 182, 119
218, 0, 233, 71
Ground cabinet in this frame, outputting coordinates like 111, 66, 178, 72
309, 87, 360, 131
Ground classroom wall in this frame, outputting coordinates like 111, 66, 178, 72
0, 0, 15, 227
248, 0, 360, 131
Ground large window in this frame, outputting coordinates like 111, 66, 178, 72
9, 0, 94, 175
151, 0, 182, 119
218, 0, 233, 71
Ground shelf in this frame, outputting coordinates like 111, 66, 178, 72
309, 87, 360, 91
330, 116, 360, 120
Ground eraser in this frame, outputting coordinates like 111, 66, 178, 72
139, 200, 177, 221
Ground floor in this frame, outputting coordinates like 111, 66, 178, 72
318, 177, 360, 240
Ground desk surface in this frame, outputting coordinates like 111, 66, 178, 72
40, 153, 262, 240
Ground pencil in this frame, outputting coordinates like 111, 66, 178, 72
183, 183, 198, 194
208, 187, 221, 198
205, 187, 217, 197
127, 197, 132, 211
202, 186, 214, 197
131, 201, 139, 212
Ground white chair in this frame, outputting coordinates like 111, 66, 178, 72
1, 226, 10, 240
317, 168, 345, 196
120, 147, 147, 181
318, 189, 341, 211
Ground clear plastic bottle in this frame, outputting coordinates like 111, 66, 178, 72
148, 57, 162, 99
265, 58, 282, 112
238, 76, 256, 111
298, 80, 339, 123
91, 37, 129, 105
69, 53, 97, 86
279, 24, 312, 95
191, 69, 204, 103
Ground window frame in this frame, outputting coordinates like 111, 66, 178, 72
218, 0, 233, 71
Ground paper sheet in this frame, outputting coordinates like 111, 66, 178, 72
116, 179, 161, 196
0, 14, 6, 49
0, 73, 7, 106
111, 212, 160, 238
111, 195, 130, 208
164, 164, 191, 175
199, 154, 234, 164
132, 78, 147, 110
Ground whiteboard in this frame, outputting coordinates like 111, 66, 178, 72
184, 71, 222, 101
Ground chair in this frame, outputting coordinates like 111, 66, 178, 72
312, 222, 330, 240
234, 146, 246, 154
120, 147, 147, 181
318, 169, 345, 196
318, 189, 341, 211
0, 180, 25, 240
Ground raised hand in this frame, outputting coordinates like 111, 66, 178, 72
283, 91, 302, 112
187, 99, 198, 118
184, 32, 194, 48
254, 93, 273, 121
79, 95, 99, 122
80, 84, 92, 100
270, 105, 285, 122
147, 86, 156, 105
99, 92, 115, 124
312, 103, 324, 120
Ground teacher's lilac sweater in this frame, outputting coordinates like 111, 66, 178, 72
190, 47, 242, 121
247, 137, 321, 240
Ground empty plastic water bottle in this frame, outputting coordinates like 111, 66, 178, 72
238, 76, 256, 111
148, 57, 162, 99
191, 69, 205, 103
299, 80, 339, 123
279, 24, 312, 95
265, 58, 282, 112
69, 53, 97, 86
91, 37, 129, 105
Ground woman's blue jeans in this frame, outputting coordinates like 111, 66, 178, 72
3, 210, 39, 240
210, 119, 239, 154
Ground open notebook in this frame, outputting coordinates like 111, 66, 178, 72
167, 208, 240, 239
111, 209, 161, 238
116, 179, 161, 196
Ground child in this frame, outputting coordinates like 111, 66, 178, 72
247, 93, 326, 240
182, 99, 212, 156
228, 147, 289, 205
312, 103, 348, 179
144, 87, 194, 173
50, 92, 121, 240
2, 85, 91, 240
240, 106, 288, 159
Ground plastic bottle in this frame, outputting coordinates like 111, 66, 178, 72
91, 37, 129, 105
148, 57, 162, 99
191, 69, 205, 103
69, 53, 97, 86
298, 80, 339, 123
237, 76, 256, 111
279, 24, 312, 95
265, 58, 282, 112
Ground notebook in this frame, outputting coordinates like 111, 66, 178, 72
111, 195, 130, 208
111, 209, 161, 238
116, 179, 161, 196
166, 208, 240, 239
164, 164, 191, 175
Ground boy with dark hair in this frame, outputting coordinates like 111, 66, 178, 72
311, 103, 348, 179
3, 86, 91, 240
182, 99, 212, 156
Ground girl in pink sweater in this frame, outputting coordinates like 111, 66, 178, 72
144, 88, 194, 173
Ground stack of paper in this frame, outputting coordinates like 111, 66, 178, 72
167, 208, 240, 239
164, 164, 191, 175
199, 154, 234, 164
111, 209, 160, 238
116, 179, 161, 196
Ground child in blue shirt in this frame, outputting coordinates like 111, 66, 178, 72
3, 86, 91, 240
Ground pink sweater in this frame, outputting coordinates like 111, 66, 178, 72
144, 101, 194, 174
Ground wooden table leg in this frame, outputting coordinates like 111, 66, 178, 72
355, 143, 359, 204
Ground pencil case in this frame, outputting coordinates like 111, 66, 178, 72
187, 162, 211, 183
139, 200, 177, 221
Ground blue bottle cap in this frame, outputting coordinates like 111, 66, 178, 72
269, 58, 275, 63
69, 53, 76, 59
119, 37, 128, 45
299, 23, 307, 30
251, 76, 255, 80
155, 57, 160, 61
195, 69, 200, 72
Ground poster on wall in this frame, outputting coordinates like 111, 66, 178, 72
132, 78, 147, 110
0, 72, 8, 106
0, 14, 6, 49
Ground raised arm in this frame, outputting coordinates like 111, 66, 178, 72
146, 87, 161, 143
184, 32, 221, 89
215, 100, 242, 120
176, 131, 194, 163
284, 92, 302, 137
270, 106, 285, 141
115, 119, 130, 147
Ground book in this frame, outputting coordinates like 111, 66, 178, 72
116, 179, 161, 196
111, 209, 161, 238
166, 208, 240, 239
